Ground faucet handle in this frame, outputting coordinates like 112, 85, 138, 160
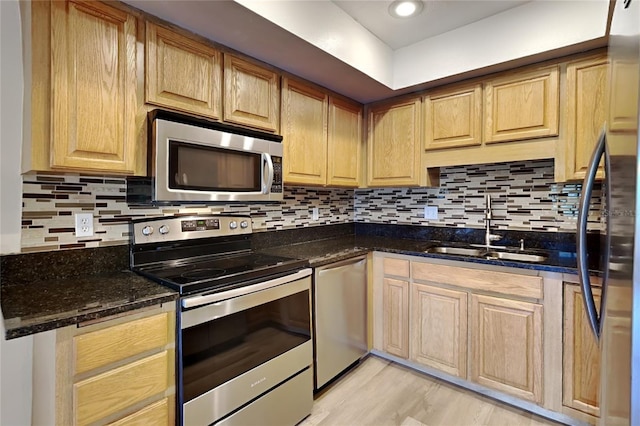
488, 234, 502, 242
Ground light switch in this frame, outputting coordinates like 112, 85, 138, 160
424, 206, 438, 220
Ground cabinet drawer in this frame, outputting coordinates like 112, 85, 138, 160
412, 262, 542, 299
74, 351, 170, 426
383, 258, 410, 278
108, 398, 170, 426
74, 313, 170, 374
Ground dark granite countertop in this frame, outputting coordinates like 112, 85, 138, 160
1, 246, 178, 340
260, 234, 590, 275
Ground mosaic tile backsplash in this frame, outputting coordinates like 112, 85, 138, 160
21, 175, 354, 252
356, 159, 602, 233
20, 159, 601, 252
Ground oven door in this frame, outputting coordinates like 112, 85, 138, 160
180, 269, 312, 425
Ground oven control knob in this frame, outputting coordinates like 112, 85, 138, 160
240, 220, 249, 229
141, 225, 154, 236
229, 220, 238, 230
159, 225, 170, 235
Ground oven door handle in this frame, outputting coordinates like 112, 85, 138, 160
182, 268, 311, 310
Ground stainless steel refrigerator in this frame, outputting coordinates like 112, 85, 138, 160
577, 0, 640, 424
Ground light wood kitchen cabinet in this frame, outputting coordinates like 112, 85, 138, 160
281, 78, 328, 185
383, 278, 410, 359
609, 58, 639, 133
559, 55, 609, 182
424, 83, 482, 150
410, 283, 467, 378
43, 0, 138, 174
470, 294, 543, 404
367, 97, 422, 187
484, 66, 559, 143
32, 305, 176, 426
327, 97, 363, 187
281, 78, 363, 187
563, 284, 601, 417
146, 22, 222, 119
224, 54, 280, 132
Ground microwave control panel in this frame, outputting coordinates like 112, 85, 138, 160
272, 156, 283, 193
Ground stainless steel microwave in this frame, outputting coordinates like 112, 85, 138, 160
127, 110, 283, 204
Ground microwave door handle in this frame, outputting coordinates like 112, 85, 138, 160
262, 153, 274, 194
577, 127, 606, 342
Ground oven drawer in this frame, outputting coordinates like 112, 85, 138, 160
74, 351, 170, 425
74, 312, 171, 374
183, 341, 312, 425
217, 368, 313, 426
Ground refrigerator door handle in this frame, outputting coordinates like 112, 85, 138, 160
576, 128, 608, 341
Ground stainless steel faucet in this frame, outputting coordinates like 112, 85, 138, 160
484, 194, 502, 248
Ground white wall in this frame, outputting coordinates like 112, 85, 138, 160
1, 1, 33, 424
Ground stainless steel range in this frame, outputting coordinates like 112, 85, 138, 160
130, 215, 313, 426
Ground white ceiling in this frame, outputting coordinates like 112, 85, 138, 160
332, 0, 530, 49
123, 0, 610, 103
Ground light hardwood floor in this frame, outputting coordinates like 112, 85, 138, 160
301, 356, 560, 426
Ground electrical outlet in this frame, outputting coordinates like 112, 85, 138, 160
312, 207, 319, 221
75, 213, 94, 237
424, 206, 438, 220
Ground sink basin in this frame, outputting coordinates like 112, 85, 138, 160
425, 247, 484, 257
485, 251, 547, 263
425, 245, 548, 264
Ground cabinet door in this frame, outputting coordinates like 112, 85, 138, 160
484, 66, 559, 143
367, 98, 422, 187
281, 78, 328, 185
146, 22, 222, 119
609, 59, 639, 133
50, 0, 137, 173
470, 294, 543, 403
563, 285, 601, 417
564, 56, 609, 181
383, 278, 410, 359
327, 97, 363, 187
411, 283, 467, 378
224, 55, 280, 132
424, 84, 482, 150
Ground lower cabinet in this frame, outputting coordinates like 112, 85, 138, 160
470, 294, 543, 404
563, 284, 601, 417
382, 278, 410, 359
32, 304, 176, 425
410, 283, 467, 378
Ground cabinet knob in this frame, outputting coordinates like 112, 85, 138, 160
159, 225, 170, 235
142, 226, 154, 236
240, 220, 249, 229
229, 221, 238, 230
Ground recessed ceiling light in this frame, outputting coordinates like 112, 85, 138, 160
388, 0, 424, 18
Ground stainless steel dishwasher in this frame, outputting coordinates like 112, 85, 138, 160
313, 255, 368, 390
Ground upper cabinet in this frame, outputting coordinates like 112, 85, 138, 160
281, 78, 363, 187
327, 97, 363, 187
281, 78, 328, 186
484, 66, 559, 143
146, 22, 222, 119
367, 97, 422, 187
26, 1, 141, 175
224, 55, 280, 132
424, 83, 482, 150
423, 64, 559, 169
558, 55, 609, 182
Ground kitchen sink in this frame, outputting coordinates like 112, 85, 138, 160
425, 245, 548, 263
484, 251, 548, 263
425, 246, 485, 257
